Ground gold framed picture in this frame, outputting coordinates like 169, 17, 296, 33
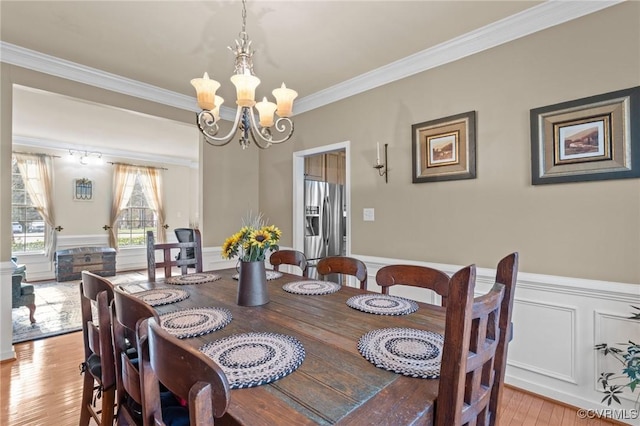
530, 86, 640, 184
411, 111, 476, 183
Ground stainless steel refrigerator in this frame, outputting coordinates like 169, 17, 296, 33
304, 180, 346, 278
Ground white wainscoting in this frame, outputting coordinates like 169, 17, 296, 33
358, 254, 640, 424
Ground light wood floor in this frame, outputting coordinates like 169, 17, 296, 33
1, 331, 621, 426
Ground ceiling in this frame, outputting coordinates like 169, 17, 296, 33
1, 1, 615, 163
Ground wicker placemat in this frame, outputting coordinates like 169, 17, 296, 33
133, 288, 190, 306
358, 327, 444, 379
231, 270, 283, 281
159, 307, 232, 339
165, 273, 222, 285
200, 332, 305, 389
282, 280, 341, 295
346, 294, 418, 316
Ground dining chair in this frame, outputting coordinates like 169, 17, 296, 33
375, 264, 450, 306
79, 271, 116, 426
269, 249, 309, 277
316, 256, 368, 290
138, 317, 231, 425
487, 252, 519, 426
111, 284, 160, 425
174, 228, 197, 264
435, 264, 505, 426
147, 229, 203, 282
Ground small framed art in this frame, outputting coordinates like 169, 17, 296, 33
411, 111, 476, 183
73, 178, 93, 201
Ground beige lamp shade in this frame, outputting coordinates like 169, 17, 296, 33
255, 97, 278, 127
191, 72, 221, 110
230, 74, 261, 107
272, 83, 298, 118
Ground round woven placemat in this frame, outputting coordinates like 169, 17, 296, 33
231, 270, 283, 281
133, 288, 190, 306
282, 280, 341, 295
346, 294, 418, 316
200, 332, 305, 389
159, 307, 232, 339
165, 273, 222, 285
358, 327, 444, 378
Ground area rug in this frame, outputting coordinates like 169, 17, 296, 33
11, 273, 149, 344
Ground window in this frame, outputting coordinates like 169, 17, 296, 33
116, 173, 157, 247
11, 159, 45, 253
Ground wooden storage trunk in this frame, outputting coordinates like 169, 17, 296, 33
55, 247, 116, 282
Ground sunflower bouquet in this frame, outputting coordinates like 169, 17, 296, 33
221, 212, 281, 262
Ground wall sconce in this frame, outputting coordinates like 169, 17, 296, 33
69, 149, 103, 166
374, 142, 388, 183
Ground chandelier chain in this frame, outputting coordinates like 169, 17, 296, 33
241, 0, 247, 35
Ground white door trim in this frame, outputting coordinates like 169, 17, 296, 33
292, 141, 351, 257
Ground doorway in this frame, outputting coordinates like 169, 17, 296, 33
292, 142, 351, 278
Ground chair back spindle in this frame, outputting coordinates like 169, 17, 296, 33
147, 229, 203, 282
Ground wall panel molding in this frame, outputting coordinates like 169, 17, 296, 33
508, 299, 577, 384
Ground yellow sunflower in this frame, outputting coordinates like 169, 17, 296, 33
221, 236, 236, 259
250, 229, 271, 248
264, 225, 282, 241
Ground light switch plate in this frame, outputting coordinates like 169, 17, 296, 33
363, 208, 375, 221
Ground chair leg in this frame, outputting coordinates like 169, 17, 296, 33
79, 372, 95, 426
79, 377, 116, 426
27, 304, 36, 323
100, 388, 116, 426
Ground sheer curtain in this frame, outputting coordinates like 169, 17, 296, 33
109, 164, 166, 249
109, 164, 137, 249
14, 153, 57, 258
139, 167, 166, 242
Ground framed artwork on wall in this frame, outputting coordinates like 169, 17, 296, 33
73, 178, 93, 201
411, 111, 476, 183
530, 86, 640, 185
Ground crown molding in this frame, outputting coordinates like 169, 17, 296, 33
0, 41, 198, 113
12, 135, 198, 168
0, 0, 623, 116
294, 0, 624, 113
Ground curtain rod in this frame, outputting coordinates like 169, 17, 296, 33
12, 151, 62, 158
107, 161, 168, 171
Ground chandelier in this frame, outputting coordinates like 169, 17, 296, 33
191, 0, 298, 150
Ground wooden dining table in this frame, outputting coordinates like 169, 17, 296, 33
141, 268, 446, 425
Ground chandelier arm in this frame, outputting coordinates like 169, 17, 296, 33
246, 110, 294, 147
271, 118, 294, 144
197, 106, 244, 147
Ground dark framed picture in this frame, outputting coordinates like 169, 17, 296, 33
530, 86, 640, 185
411, 111, 476, 183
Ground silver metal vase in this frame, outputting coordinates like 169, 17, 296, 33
237, 260, 269, 306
